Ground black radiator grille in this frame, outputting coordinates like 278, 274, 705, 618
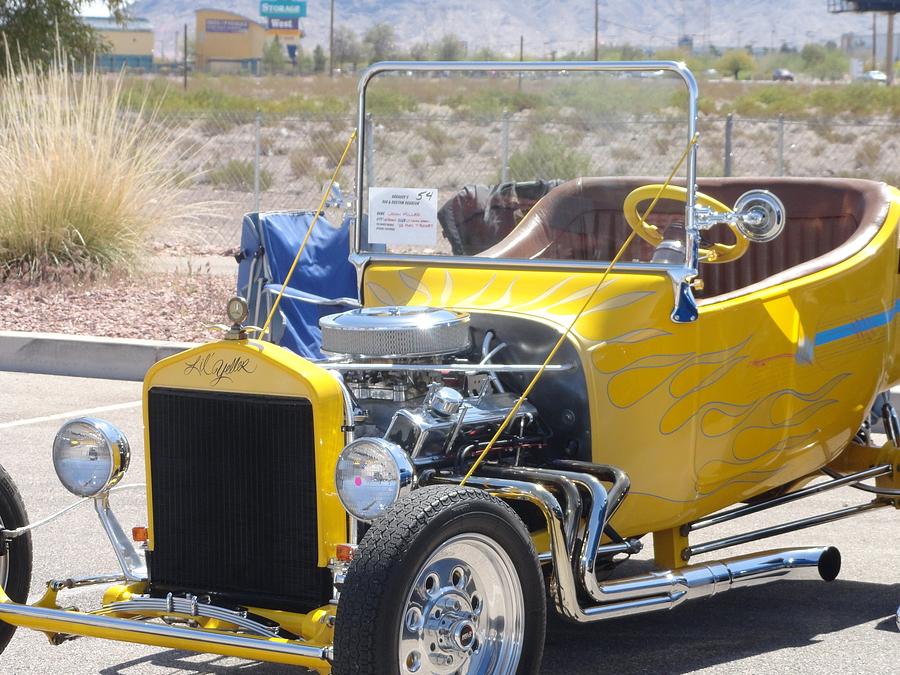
146, 387, 332, 612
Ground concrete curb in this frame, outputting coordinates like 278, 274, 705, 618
0, 331, 197, 382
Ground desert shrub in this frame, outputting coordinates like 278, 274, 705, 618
429, 145, 450, 166
653, 136, 670, 155
467, 133, 487, 153
288, 136, 351, 178
407, 152, 426, 169
197, 114, 240, 136
507, 131, 591, 181
0, 51, 197, 278
366, 89, 418, 115
317, 136, 352, 163
611, 145, 641, 163
417, 123, 452, 149
732, 85, 807, 116
855, 139, 882, 168
206, 160, 272, 192
289, 149, 315, 178
447, 88, 546, 117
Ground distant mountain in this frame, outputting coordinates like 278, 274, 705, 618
131, 1, 874, 58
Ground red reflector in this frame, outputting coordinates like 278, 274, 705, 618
132, 526, 148, 542
336, 543, 355, 562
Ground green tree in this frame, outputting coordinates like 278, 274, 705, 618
333, 26, 361, 71
800, 42, 848, 81
619, 44, 645, 60
364, 22, 396, 63
0, 0, 127, 69
313, 44, 325, 72
472, 46, 500, 61
262, 37, 286, 74
435, 33, 465, 61
717, 49, 755, 79
408, 41, 429, 61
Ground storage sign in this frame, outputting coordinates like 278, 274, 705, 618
267, 17, 299, 30
260, 1, 307, 18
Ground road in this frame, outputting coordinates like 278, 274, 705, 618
0, 370, 896, 674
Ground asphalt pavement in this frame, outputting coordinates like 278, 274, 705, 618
0, 370, 897, 674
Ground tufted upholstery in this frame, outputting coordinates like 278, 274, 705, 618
479, 177, 892, 299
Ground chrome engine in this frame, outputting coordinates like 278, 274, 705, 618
321, 306, 548, 470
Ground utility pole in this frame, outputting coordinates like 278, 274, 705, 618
873, 13, 878, 70
594, 0, 599, 60
518, 35, 524, 90
329, 0, 335, 77
183, 24, 188, 91
887, 12, 895, 85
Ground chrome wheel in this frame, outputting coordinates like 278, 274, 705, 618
398, 533, 525, 675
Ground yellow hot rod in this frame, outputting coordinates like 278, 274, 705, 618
0, 61, 898, 675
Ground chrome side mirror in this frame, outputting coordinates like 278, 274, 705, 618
732, 190, 786, 243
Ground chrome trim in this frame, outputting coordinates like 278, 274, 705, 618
94, 494, 147, 582
477, 466, 582, 556
329, 371, 360, 545
318, 362, 573, 373
353, 60, 700, 322
388, 393, 538, 460
95, 594, 280, 638
398, 532, 524, 674
592, 546, 840, 605
428, 473, 840, 624
52, 417, 131, 498
686, 465, 894, 533
685, 500, 889, 559
481, 461, 629, 604
0, 601, 331, 664
351, 251, 686, 274
0, 483, 145, 540
321, 306, 471, 359
355, 60, 698, 258
48, 574, 126, 592
336, 438, 415, 523
821, 465, 900, 497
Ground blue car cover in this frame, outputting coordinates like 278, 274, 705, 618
237, 211, 358, 359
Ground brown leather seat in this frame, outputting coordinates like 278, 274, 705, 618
479, 177, 891, 298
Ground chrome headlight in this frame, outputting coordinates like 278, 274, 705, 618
335, 437, 414, 522
52, 418, 130, 497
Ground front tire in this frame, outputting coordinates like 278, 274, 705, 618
0, 464, 33, 654
333, 485, 546, 675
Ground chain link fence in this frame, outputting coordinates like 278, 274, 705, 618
157, 111, 900, 251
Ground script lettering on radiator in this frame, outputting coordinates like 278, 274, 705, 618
183, 353, 257, 385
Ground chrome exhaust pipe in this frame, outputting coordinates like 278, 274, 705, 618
429, 473, 841, 624
597, 546, 841, 607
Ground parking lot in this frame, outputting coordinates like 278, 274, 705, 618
0, 370, 896, 674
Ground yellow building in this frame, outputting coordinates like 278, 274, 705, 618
195, 8, 267, 74
84, 16, 154, 71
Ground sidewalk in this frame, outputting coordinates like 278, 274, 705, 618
0, 331, 196, 382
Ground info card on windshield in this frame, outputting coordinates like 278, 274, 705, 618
367, 187, 438, 246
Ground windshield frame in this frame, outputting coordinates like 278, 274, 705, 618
352, 60, 700, 277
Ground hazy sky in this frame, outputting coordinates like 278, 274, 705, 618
81, 1, 113, 16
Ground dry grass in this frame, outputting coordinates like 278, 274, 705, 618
0, 49, 198, 278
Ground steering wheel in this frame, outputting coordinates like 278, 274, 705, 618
623, 184, 749, 263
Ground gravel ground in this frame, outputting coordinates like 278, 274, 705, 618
0, 263, 235, 343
